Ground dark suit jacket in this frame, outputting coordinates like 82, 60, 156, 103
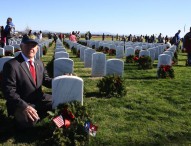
2, 53, 52, 116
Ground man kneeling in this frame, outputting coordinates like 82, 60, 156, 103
2, 34, 52, 129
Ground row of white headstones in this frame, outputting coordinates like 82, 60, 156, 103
52, 39, 176, 108
66, 39, 176, 73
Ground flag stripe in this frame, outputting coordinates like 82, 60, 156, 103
53, 115, 65, 128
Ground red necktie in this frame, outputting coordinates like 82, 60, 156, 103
28, 60, 36, 85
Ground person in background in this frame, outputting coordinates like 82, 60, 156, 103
76, 31, 81, 41
37, 31, 42, 40
174, 30, 181, 47
2, 35, 52, 129
0, 26, 6, 48
28, 30, 32, 36
59, 33, 63, 42
5, 17, 15, 45
53, 33, 58, 43
69, 31, 77, 43
102, 33, 105, 41
165, 35, 168, 42
33, 32, 37, 37
48, 32, 52, 39
158, 33, 162, 43
183, 27, 191, 66
116, 34, 119, 41
128, 34, 132, 42
85, 31, 92, 40
165, 38, 171, 49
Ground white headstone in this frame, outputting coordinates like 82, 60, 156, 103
116, 46, 124, 58
54, 58, 74, 77
163, 51, 174, 58
0, 57, 14, 72
142, 45, 147, 50
139, 50, 150, 57
125, 47, 134, 56
38, 44, 43, 57
52, 75, 83, 109
0, 48, 5, 56
167, 48, 176, 53
95, 41, 100, 50
55, 48, 66, 52
91, 53, 106, 77
154, 47, 160, 60
13, 44, 21, 51
55, 52, 69, 59
157, 54, 172, 68
106, 59, 124, 76
80, 46, 86, 61
84, 49, 96, 68
158, 45, 165, 55
134, 46, 142, 51
4, 45, 14, 55
35, 46, 41, 60
147, 48, 156, 62
109, 44, 116, 50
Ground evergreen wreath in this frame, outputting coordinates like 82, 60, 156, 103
157, 65, 175, 78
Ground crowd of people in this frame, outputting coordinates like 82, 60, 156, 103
69, 31, 82, 42
27, 29, 43, 40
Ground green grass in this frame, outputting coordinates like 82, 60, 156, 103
1, 40, 191, 145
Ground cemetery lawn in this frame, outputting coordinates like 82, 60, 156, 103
1, 41, 191, 145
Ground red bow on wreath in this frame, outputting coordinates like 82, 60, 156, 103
161, 65, 171, 72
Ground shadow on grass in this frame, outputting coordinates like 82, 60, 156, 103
85, 92, 101, 98
127, 76, 158, 80
0, 115, 15, 143
85, 92, 120, 99
174, 64, 187, 67
45, 91, 52, 95
69, 56, 78, 59
178, 59, 187, 61
80, 75, 92, 78
74, 65, 85, 68
0, 115, 52, 145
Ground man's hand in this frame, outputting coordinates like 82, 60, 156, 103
24, 106, 40, 122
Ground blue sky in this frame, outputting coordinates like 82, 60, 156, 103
0, 0, 190, 37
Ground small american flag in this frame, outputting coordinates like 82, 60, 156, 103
53, 115, 65, 128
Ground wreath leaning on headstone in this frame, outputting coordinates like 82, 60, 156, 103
137, 56, 152, 69
157, 65, 175, 78
36, 101, 98, 146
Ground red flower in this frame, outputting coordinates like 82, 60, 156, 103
62, 108, 75, 120
161, 65, 171, 72
64, 119, 71, 128
133, 56, 139, 61
68, 111, 75, 119
14, 49, 21, 52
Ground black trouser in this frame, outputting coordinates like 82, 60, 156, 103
188, 53, 191, 65
6, 37, 11, 45
0, 42, 4, 48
